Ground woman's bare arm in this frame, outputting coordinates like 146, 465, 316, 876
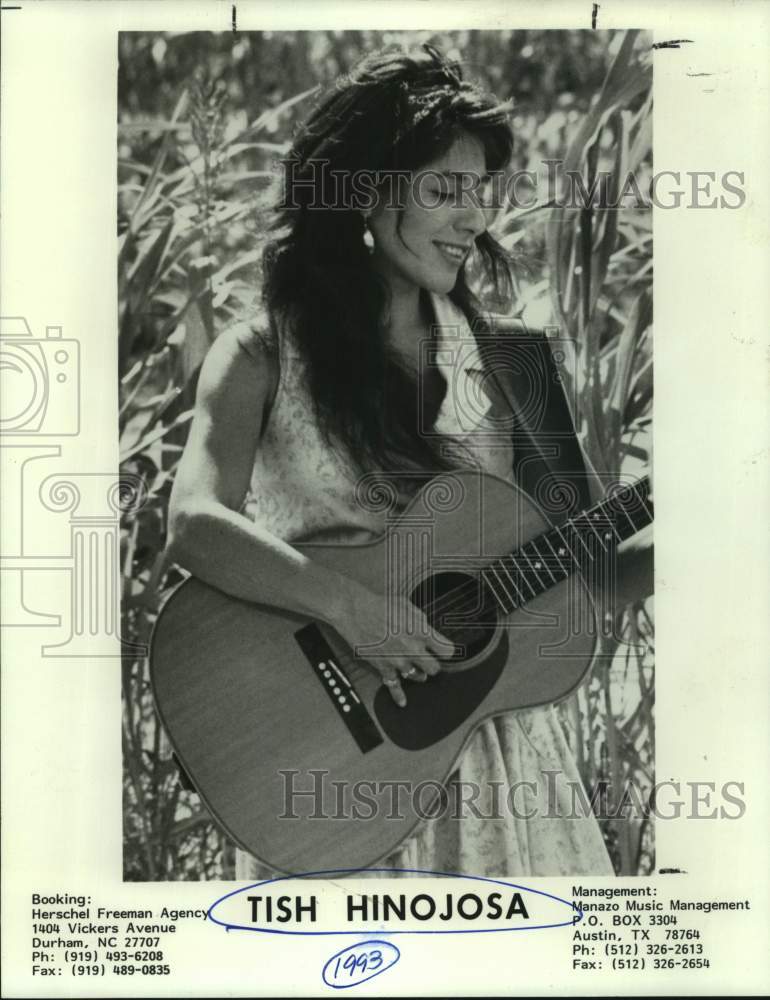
166, 324, 449, 705
167, 323, 360, 624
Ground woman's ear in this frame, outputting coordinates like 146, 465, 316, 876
361, 212, 375, 252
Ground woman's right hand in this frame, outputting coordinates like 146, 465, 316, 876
329, 584, 456, 708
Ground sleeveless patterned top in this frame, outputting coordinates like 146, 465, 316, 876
240, 292, 513, 538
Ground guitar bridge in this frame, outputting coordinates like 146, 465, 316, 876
294, 624, 383, 754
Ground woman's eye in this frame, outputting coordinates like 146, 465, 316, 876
427, 184, 494, 209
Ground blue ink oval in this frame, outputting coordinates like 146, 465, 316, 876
322, 940, 400, 989
206, 867, 583, 936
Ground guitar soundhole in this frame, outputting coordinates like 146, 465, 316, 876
410, 571, 498, 664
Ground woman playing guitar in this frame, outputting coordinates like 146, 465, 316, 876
164, 44, 652, 879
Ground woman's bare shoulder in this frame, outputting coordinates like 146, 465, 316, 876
221, 313, 279, 365
195, 316, 279, 419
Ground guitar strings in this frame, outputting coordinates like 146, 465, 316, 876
411, 479, 650, 623
343, 561, 545, 682
344, 541, 600, 683
342, 480, 651, 677
414, 530, 568, 621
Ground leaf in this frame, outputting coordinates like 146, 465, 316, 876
497, 229, 528, 252
143, 224, 209, 301
127, 217, 177, 288
497, 199, 558, 233
628, 94, 653, 172
624, 358, 653, 425
222, 140, 292, 157
118, 158, 153, 177
211, 249, 261, 285
563, 31, 650, 176
119, 88, 189, 270
119, 409, 194, 464
178, 298, 214, 384
212, 281, 235, 309
218, 170, 276, 184
119, 215, 176, 373
544, 205, 577, 340
619, 440, 650, 462
223, 85, 320, 148
588, 110, 627, 319
189, 254, 219, 270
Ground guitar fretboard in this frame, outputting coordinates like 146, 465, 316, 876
480, 476, 653, 614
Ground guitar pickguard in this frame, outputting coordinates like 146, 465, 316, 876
373, 632, 509, 750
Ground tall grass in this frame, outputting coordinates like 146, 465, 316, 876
119, 31, 653, 880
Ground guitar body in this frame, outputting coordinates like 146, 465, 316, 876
150, 470, 599, 873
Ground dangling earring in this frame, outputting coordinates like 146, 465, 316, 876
362, 214, 375, 253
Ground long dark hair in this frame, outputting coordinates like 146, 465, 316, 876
262, 42, 514, 478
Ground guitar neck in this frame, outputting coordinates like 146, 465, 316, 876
480, 476, 653, 613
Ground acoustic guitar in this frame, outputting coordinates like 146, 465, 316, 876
150, 469, 652, 873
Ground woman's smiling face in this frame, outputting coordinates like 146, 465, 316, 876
368, 132, 493, 296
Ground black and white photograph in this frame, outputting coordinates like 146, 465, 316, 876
2, 1, 769, 995
118, 28, 655, 882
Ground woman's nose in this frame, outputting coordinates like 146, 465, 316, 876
455, 196, 488, 237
